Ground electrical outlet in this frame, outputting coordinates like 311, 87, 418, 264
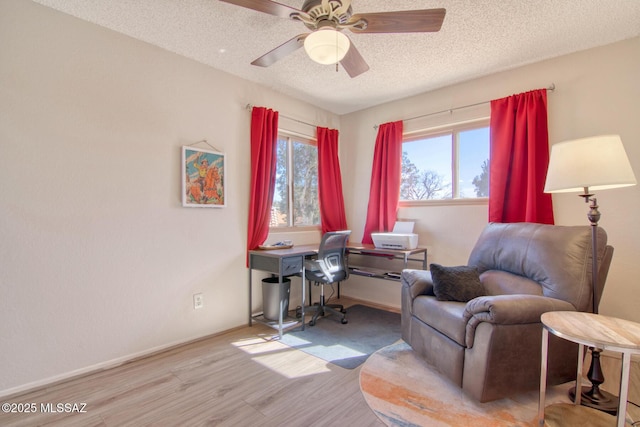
193, 293, 204, 309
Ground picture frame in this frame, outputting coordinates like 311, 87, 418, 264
182, 146, 225, 208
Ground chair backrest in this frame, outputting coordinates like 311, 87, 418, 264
468, 222, 613, 312
316, 230, 351, 283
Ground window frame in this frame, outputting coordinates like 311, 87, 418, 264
269, 130, 321, 231
400, 117, 490, 207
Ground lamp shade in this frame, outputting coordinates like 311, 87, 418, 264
544, 135, 637, 193
304, 28, 350, 65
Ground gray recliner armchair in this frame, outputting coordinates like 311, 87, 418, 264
401, 222, 614, 402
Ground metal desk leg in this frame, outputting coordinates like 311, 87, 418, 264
248, 266, 253, 327
300, 260, 305, 331
538, 328, 549, 426
277, 272, 284, 339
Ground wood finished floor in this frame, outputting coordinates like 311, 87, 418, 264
0, 298, 386, 427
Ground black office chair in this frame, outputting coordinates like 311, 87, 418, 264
303, 230, 351, 326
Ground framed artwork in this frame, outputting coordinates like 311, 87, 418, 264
182, 146, 225, 208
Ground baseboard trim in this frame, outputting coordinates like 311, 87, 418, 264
338, 295, 400, 314
0, 324, 246, 400
1, 298, 395, 399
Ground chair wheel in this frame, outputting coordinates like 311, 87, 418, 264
309, 320, 316, 326
341, 318, 348, 324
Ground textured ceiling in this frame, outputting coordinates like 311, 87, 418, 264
32, 0, 640, 115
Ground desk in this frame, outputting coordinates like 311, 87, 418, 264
248, 243, 428, 337
248, 245, 318, 338
539, 311, 640, 427
347, 244, 427, 281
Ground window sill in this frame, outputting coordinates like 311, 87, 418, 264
399, 198, 488, 208
269, 226, 321, 233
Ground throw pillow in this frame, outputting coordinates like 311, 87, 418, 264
430, 263, 485, 302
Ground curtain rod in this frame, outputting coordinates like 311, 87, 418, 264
245, 104, 317, 129
374, 83, 556, 129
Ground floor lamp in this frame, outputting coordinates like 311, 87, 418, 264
544, 134, 637, 413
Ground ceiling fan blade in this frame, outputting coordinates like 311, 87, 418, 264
340, 41, 369, 78
218, 0, 302, 19
348, 8, 446, 33
251, 34, 308, 67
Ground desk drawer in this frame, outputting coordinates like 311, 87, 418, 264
281, 258, 303, 276
250, 254, 303, 276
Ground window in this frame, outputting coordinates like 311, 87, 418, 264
271, 132, 320, 228
401, 121, 490, 201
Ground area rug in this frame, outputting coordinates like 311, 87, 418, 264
359, 341, 616, 426
279, 304, 401, 369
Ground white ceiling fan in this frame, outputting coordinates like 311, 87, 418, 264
219, 0, 446, 78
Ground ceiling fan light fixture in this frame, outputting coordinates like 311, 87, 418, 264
303, 27, 350, 65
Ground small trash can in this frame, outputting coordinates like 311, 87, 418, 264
262, 277, 291, 321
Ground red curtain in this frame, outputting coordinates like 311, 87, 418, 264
317, 127, 348, 233
489, 89, 554, 224
362, 121, 404, 244
247, 107, 279, 265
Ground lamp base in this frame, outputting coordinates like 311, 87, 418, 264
568, 385, 619, 415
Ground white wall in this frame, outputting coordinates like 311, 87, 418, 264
340, 37, 640, 321
0, 0, 333, 395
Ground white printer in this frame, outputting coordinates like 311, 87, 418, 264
371, 221, 419, 250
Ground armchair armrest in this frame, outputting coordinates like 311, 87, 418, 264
463, 294, 576, 348
401, 269, 435, 341
400, 269, 435, 300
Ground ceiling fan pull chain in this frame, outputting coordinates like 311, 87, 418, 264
335, 29, 340, 71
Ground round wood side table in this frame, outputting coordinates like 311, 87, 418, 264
538, 311, 640, 427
